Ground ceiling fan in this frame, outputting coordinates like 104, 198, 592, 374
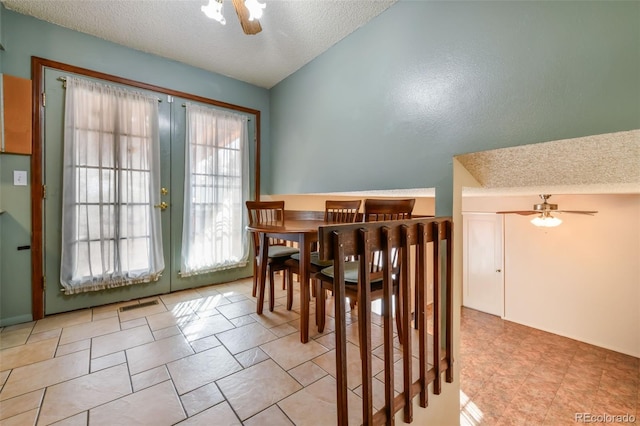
497, 194, 598, 227
202, 0, 265, 35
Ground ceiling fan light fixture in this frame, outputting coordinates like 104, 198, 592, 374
244, 0, 266, 21
531, 213, 562, 228
202, 0, 226, 25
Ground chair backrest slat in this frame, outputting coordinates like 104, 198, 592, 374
363, 198, 416, 273
363, 198, 415, 222
325, 200, 362, 224
246, 200, 285, 226
246, 201, 287, 249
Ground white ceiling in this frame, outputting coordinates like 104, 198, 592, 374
2, 0, 397, 89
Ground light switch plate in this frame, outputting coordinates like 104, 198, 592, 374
14, 170, 27, 186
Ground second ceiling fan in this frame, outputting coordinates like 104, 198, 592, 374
497, 194, 598, 216
497, 194, 598, 227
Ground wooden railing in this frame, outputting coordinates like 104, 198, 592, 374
318, 217, 454, 425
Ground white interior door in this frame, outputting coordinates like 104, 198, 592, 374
463, 213, 504, 317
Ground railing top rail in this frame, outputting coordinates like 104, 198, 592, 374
318, 216, 452, 260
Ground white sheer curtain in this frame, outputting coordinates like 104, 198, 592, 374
180, 103, 250, 276
60, 77, 164, 295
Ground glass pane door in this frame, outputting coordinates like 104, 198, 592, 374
43, 69, 172, 314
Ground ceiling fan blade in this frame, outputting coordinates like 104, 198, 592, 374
496, 210, 538, 215
555, 210, 598, 215
232, 0, 262, 35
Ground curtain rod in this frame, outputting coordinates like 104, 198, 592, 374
56, 77, 252, 119
181, 102, 252, 121
57, 76, 162, 102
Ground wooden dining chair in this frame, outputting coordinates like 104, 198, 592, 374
246, 201, 299, 312
315, 198, 415, 343
284, 200, 362, 310
324, 199, 363, 224
362, 198, 415, 222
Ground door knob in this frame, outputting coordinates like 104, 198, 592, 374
496, 269, 502, 273
154, 201, 168, 211
161, 187, 169, 196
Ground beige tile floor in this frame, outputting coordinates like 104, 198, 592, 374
460, 307, 639, 426
1, 277, 638, 425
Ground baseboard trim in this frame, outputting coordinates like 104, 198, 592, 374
0, 314, 34, 327
502, 315, 639, 358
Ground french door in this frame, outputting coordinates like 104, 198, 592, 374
41, 67, 254, 315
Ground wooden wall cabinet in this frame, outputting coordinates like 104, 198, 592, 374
1, 74, 32, 155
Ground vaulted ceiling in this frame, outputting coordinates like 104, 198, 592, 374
2, 0, 397, 89
3, 1, 638, 197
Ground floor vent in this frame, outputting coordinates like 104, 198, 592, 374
119, 300, 159, 312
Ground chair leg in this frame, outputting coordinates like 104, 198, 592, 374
349, 298, 356, 311
286, 269, 293, 311
316, 281, 326, 333
269, 267, 275, 312
252, 259, 258, 297
358, 300, 365, 361
256, 264, 268, 315
395, 289, 403, 344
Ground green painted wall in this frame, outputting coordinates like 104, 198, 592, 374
269, 1, 640, 216
0, 3, 4, 52
0, 154, 31, 324
0, 10, 269, 325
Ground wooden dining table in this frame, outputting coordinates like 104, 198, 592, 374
247, 211, 326, 343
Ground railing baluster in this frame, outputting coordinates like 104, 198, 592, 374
332, 230, 349, 425
381, 227, 395, 425
432, 221, 442, 395
400, 225, 413, 423
445, 220, 454, 383
417, 223, 428, 408
359, 228, 374, 425
318, 218, 454, 426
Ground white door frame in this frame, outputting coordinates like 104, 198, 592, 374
462, 212, 505, 317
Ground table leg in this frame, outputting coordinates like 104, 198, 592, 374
299, 235, 312, 343
256, 232, 269, 315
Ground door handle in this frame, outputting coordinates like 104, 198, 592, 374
496, 269, 502, 273
154, 201, 168, 211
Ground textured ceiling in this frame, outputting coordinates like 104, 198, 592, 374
456, 130, 640, 196
4, 1, 637, 198
2, 0, 396, 89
